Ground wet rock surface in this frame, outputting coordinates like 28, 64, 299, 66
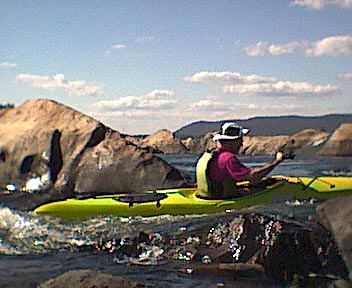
0, 99, 192, 210
1, 198, 351, 287
72, 212, 349, 287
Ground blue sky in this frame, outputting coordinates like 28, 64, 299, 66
1, 0, 352, 134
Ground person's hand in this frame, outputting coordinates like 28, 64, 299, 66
275, 150, 295, 162
275, 151, 284, 161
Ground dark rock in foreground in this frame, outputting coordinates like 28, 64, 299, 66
38, 269, 156, 288
0, 99, 192, 210
70, 211, 349, 287
316, 196, 352, 283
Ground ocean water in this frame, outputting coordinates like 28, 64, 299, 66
0, 155, 351, 287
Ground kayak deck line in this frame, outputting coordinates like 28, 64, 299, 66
298, 176, 336, 190
34, 176, 352, 220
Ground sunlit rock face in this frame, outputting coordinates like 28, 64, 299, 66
182, 129, 334, 156
141, 129, 189, 154
0, 99, 192, 210
318, 124, 352, 156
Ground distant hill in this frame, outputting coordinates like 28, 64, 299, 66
174, 114, 352, 139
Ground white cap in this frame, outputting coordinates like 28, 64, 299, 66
213, 122, 250, 141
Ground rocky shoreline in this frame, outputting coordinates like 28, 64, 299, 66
136, 123, 352, 157
0, 99, 352, 287
1, 99, 351, 211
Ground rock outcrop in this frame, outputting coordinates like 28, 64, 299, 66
141, 129, 189, 154
172, 127, 351, 156
125, 123, 351, 156
0, 99, 191, 210
183, 130, 325, 156
316, 196, 352, 283
181, 137, 198, 153
242, 135, 291, 156
182, 132, 218, 154
289, 129, 329, 153
241, 129, 329, 156
73, 130, 190, 194
318, 123, 352, 156
73, 212, 349, 287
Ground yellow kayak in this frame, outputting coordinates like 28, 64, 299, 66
34, 176, 352, 220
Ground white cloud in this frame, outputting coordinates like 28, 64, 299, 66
337, 0, 352, 8
338, 73, 352, 80
184, 71, 276, 84
223, 81, 338, 97
189, 96, 230, 111
187, 97, 264, 121
16, 73, 104, 97
244, 42, 268, 57
234, 102, 306, 114
290, 0, 352, 9
268, 42, 305, 55
187, 101, 310, 125
92, 89, 177, 114
0, 62, 17, 68
245, 35, 352, 57
245, 41, 305, 56
185, 71, 339, 98
105, 43, 127, 55
305, 35, 352, 57
111, 44, 127, 50
90, 90, 179, 133
290, 0, 325, 9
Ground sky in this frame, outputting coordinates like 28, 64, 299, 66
1, 0, 352, 135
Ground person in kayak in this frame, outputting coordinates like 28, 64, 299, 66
196, 122, 288, 199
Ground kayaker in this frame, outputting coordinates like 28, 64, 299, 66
196, 122, 288, 199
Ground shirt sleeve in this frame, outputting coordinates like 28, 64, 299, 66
224, 155, 251, 181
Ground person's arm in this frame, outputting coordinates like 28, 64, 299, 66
245, 152, 284, 184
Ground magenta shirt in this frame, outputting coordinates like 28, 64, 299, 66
208, 147, 251, 182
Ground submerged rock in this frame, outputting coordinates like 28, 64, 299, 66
0, 99, 192, 210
